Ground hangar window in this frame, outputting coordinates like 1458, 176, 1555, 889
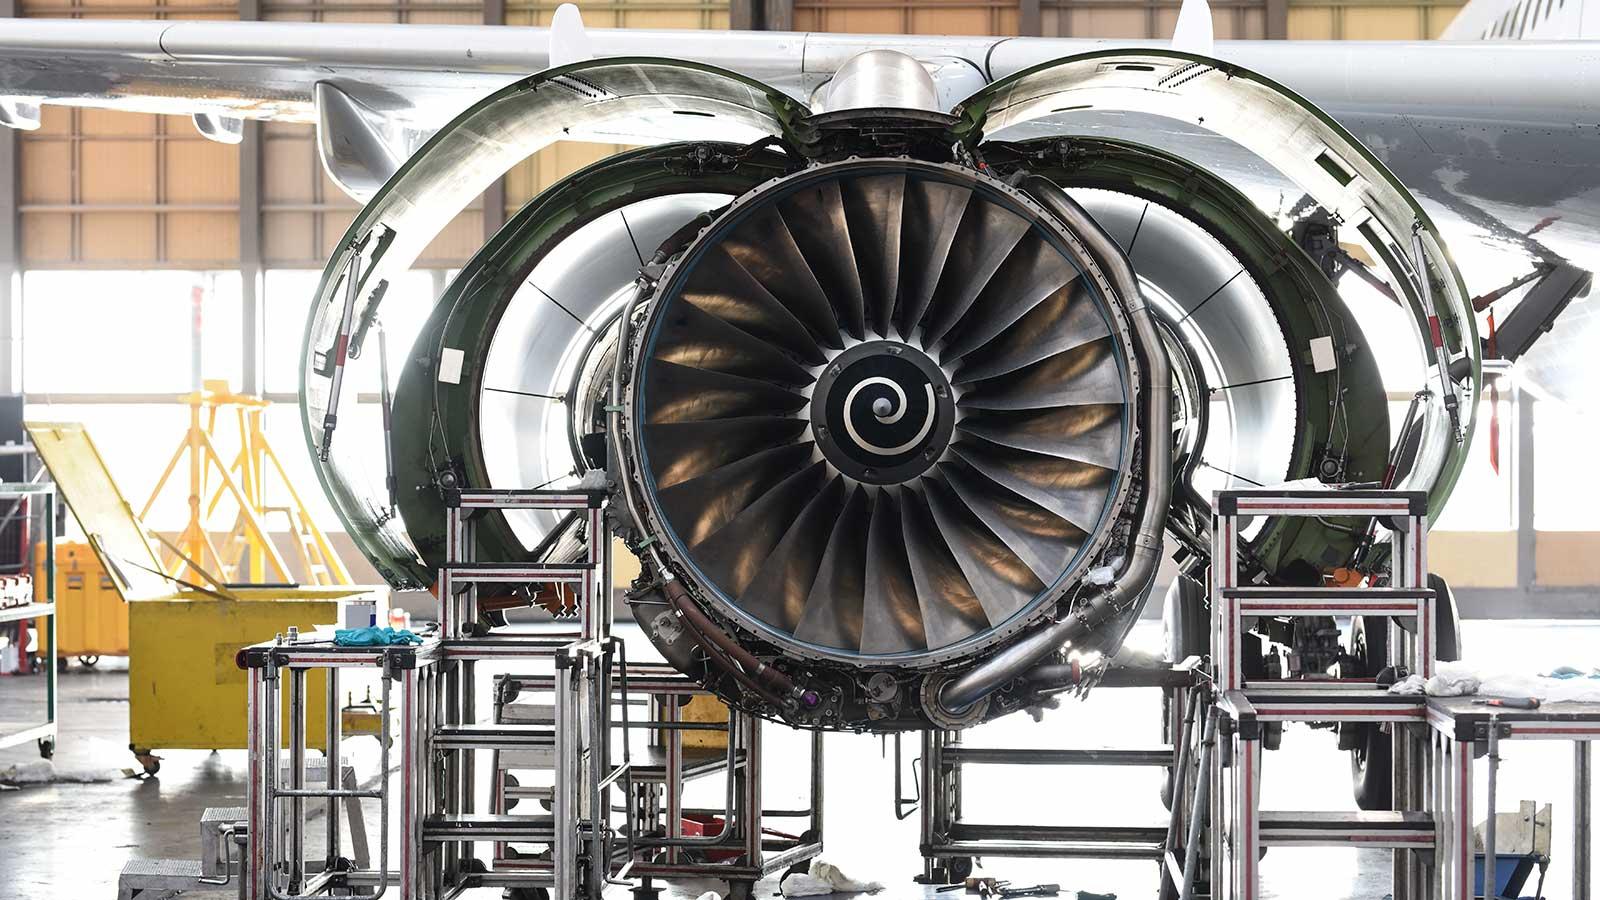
21, 270, 241, 393
1533, 401, 1600, 530
1431, 393, 1514, 532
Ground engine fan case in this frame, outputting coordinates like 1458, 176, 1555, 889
617, 158, 1146, 674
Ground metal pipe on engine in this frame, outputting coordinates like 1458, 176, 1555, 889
937, 175, 1172, 715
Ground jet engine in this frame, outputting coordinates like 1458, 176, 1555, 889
298, 50, 1479, 731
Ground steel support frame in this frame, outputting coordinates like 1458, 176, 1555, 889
1210, 488, 1435, 900
915, 671, 1197, 877
1427, 704, 1599, 900
491, 665, 824, 894
245, 642, 405, 900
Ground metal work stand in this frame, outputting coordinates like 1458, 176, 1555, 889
241, 636, 414, 900
0, 482, 57, 760
229, 486, 820, 900
492, 664, 824, 900
1209, 488, 1436, 900
1427, 697, 1598, 900
910, 659, 1205, 887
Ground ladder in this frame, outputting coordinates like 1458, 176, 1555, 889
431, 488, 624, 900
1207, 488, 1437, 900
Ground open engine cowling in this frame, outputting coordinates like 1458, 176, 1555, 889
298, 51, 1479, 732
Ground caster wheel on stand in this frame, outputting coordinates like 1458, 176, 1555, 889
37, 737, 54, 760
130, 744, 162, 776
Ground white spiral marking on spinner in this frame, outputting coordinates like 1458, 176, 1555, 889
843, 376, 935, 456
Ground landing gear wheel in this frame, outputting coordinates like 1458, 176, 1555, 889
37, 737, 53, 760
944, 857, 973, 883
1347, 615, 1391, 810
1352, 724, 1392, 811
78, 655, 99, 668
1428, 573, 1462, 662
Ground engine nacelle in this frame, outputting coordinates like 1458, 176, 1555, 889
297, 51, 1479, 732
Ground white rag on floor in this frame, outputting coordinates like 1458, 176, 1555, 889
1388, 660, 1600, 703
0, 760, 118, 785
780, 860, 885, 896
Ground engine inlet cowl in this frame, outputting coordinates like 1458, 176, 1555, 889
616, 158, 1154, 730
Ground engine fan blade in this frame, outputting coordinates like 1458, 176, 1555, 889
841, 174, 905, 337
958, 340, 1125, 411
738, 475, 850, 632
644, 416, 810, 491
656, 442, 816, 548
897, 179, 971, 336
688, 460, 830, 599
957, 404, 1123, 469
780, 180, 867, 340
919, 196, 1032, 348
953, 280, 1109, 382
939, 236, 1080, 360
901, 486, 990, 646
652, 298, 813, 387
939, 459, 1085, 585
683, 245, 828, 365
859, 489, 928, 654
643, 361, 808, 425
951, 436, 1116, 533
921, 476, 1042, 626
794, 486, 870, 651
722, 205, 845, 350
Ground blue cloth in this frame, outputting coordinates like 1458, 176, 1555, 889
334, 626, 422, 647
1545, 665, 1600, 680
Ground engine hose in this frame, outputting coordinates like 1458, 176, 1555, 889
936, 175, 1172, 715
659, 574, 802, 706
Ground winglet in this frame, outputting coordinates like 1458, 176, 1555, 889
1171, 0, 1215, 56
549, 3, 593, 69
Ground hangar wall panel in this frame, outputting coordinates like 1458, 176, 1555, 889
1287, 0, 1461, 38
793, 0, 1017, 36
20, 109, 241, 268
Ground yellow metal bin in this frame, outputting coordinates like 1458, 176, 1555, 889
27, 421, 387, 774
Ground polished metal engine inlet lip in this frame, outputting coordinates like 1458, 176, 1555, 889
619, 156, 1145, 671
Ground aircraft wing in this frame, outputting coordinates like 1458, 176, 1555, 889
2, 19, 1598, 321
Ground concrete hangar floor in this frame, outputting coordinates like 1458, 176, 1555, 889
3, 620, 1597, 900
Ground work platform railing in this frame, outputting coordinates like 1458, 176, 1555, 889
234, 486, 820, 900
1209, 488, 1436, 900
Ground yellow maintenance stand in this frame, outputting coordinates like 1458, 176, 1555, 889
27, 420, 385, 774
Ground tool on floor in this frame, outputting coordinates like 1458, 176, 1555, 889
1072, 892, 1117, 900
998, 883, 1059, 898
940, 877, 1005, 896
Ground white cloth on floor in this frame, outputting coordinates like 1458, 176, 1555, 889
781, 860, 884, 896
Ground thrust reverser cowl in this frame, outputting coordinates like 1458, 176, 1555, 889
299, 52, 1478, 733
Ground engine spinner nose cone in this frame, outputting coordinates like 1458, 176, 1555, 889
812, 340, 954, 485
